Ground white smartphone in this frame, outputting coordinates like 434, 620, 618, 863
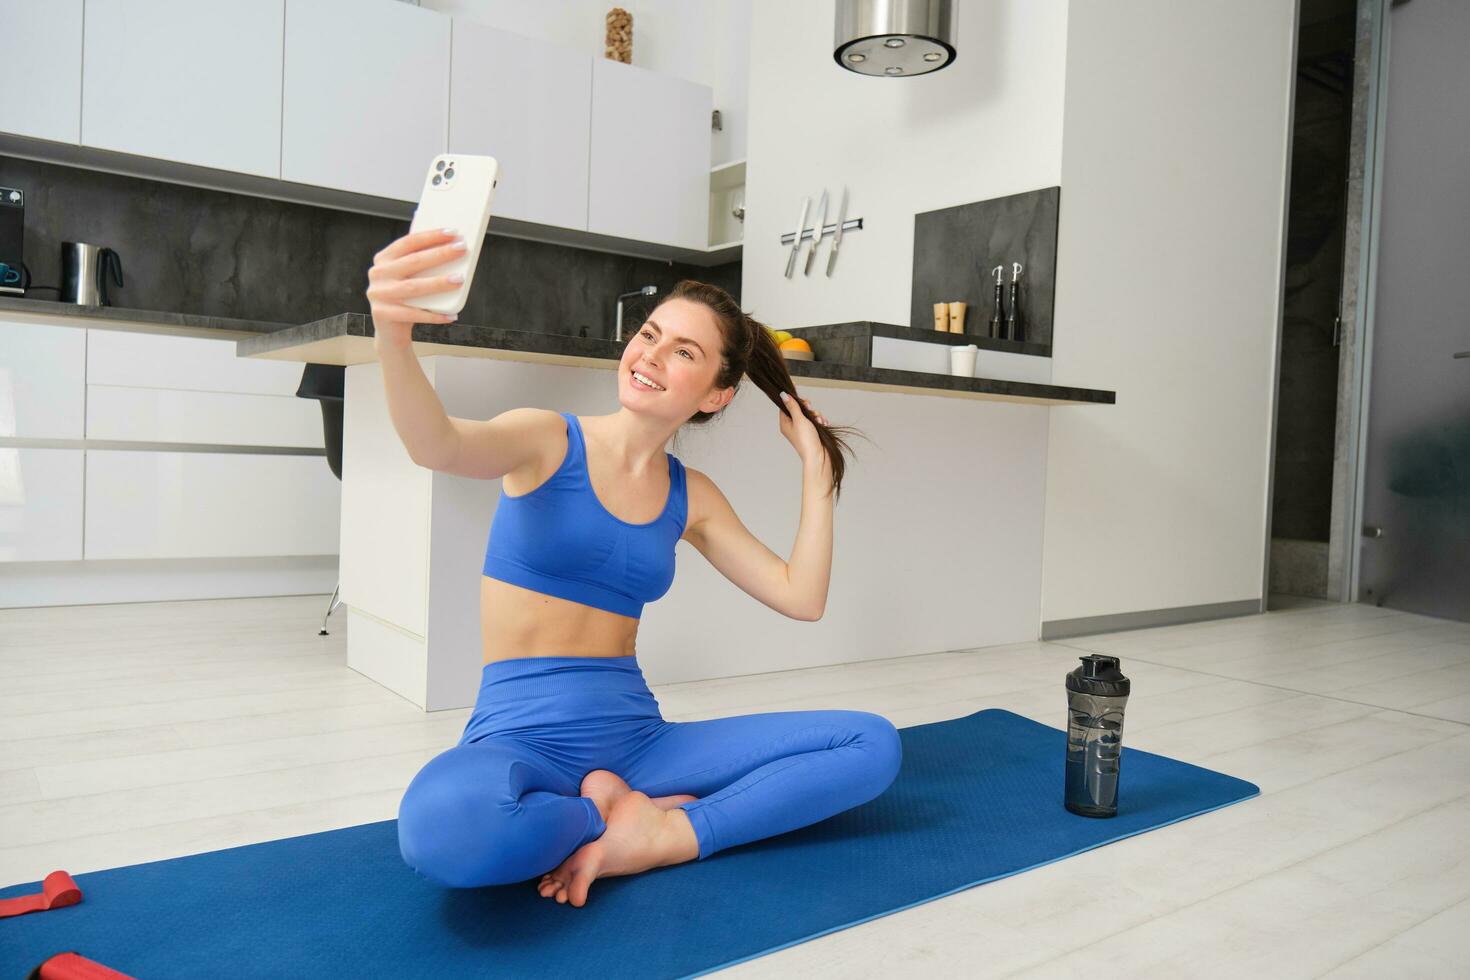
404, 153, 501, 316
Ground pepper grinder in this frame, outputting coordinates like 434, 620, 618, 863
947, 301, 967, 334
988, 264, 1005, 339
1005, 262, 1025, 343
933, 302, 950, 332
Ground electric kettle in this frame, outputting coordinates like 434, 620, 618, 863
60, 242, 124, 306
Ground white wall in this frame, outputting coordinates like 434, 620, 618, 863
1041, 0, 1296, 625
741, 0, 1295, 635
740, 0, 1069, 330
739, 0, 1065, 650
420, 0, 751, 165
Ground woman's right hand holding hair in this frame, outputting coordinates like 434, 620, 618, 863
366, 227, 468, 348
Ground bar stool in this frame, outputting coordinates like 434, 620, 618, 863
295, 363, 344, 635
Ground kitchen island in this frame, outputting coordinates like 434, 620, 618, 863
239, 312, 1115, 710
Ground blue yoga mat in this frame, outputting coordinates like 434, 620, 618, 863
1, 709, 1259, 979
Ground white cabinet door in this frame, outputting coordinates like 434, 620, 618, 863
80, 0, 285, 178
282, 0, 449, 202
0, 448, 83, 562
0, 321, 85, 439
588, 59, 711, 250
449, 19, 591, 231
83, 329, 324, 449
85, 450, 340, 559
86, 387, 325, 449
86, 329, 308, 397
0, 0, 83, 144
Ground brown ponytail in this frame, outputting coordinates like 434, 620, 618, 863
653, 279, 865, 503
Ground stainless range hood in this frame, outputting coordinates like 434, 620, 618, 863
833, 0, 957, 77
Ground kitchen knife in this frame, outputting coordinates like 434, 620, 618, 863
826, 187, 849, 277
803, 189, 828, 276
784, 196, 810, 278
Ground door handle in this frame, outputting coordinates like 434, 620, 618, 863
1454, 351, 1469, 358
1362, 524, 1384, 538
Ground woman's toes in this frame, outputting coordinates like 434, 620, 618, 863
563, 869, 592, 907
539, 870, 570, 900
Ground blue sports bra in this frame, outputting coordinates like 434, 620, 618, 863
482, 411, 687, 619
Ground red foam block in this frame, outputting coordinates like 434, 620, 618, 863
0, 870, 82, 919
30, 951, 139, 980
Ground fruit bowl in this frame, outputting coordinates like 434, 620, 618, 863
780, 349, 815, 361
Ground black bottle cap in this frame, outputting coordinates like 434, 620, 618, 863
1065, 654, 1131, 697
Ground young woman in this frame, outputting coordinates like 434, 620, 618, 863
371, 227, 902, 908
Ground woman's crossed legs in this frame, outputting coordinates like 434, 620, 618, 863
396, 707, 903, 904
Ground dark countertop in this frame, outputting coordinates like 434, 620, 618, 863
0, 295, 291, 337
0, 295, 1114, 405
240, 313, 1115, 407
788, 321, 1053, 360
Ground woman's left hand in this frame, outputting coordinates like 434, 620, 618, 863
778, 391, 829, 465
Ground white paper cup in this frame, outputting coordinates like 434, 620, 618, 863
950, 344, 978, 377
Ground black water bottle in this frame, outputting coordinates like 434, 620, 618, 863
1064, 654, 1131, 817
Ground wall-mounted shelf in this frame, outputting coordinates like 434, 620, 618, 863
708, 157, 746, 256
711, 158, 746, 193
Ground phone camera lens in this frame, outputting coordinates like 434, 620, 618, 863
444, 167, 455, 179
435, 160, 445, 171
431, 174, 442, 186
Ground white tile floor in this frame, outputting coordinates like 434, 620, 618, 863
1, 594, 1467, 978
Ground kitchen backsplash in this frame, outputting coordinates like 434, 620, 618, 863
0, 155, 740, 335
909, 186, 1058, 348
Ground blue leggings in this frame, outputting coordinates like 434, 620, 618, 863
397, 654, 904, 888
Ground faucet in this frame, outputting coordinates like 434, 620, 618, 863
615, 285, 658, 342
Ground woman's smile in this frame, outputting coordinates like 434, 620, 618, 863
630, 368, 666, 392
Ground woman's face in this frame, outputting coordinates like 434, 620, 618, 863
619, 297, 726, 416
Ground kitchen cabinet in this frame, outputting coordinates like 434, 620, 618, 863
0, 448, 83, 562
0, 314, 340, 603
84, 328, 322, 448
588, 59, 711, 251
81, 328, 338, 558
3, 1, 731, 261
449, 19, 592, 232
86, 328, 307, 397
0, 0, 83, 145
84, 450, 340, 560
282, 0, 449, 202
0, 319, 85, 438
86, 387, 324, 449
80, 0, 285, 178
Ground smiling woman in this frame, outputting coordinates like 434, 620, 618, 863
364, 232, 894, 908
631, 279, 861, 502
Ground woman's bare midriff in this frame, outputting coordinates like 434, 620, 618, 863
480, 575, 641, 665
478, 411, 695, 667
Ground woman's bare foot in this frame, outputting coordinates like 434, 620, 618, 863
537, 790, 700, 907
577, 769, 697, 821
578, 769, 632, 822
537, 772, 699, 903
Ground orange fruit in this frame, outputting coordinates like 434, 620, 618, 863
778, 337, 812, 352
